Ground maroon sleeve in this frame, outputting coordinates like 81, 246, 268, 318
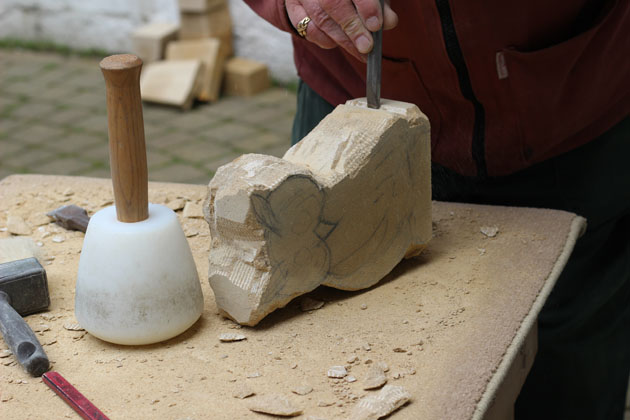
244, 0, 296, 34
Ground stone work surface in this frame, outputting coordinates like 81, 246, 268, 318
204, 99, 432, 326
0, 49, 295, 184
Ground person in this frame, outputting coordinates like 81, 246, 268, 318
244, 1, 630, 419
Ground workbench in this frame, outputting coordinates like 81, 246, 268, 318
0, 175, 585, 419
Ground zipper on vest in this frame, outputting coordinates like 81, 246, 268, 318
434, 0, 488, 178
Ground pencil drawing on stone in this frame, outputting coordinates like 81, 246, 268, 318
204, 98, 432, 325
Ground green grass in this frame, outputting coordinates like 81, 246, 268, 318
283, 80, 298, 93
0, 38, 109, 58
272, 78, 298, 93
0, 94, 29, 118
42, 62, 60, 71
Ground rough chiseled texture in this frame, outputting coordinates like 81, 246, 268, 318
351, 385, 411, 420
203, 99, 432, 325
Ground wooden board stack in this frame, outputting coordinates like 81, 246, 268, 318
140, 0, 234, 108
140, 60, 204, 110
136, 0, 271, 108
178, 0, 234, 57
165, 38, 227, 103
131, 23, 179, 63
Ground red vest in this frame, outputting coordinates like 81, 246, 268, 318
249, 0, 630, 176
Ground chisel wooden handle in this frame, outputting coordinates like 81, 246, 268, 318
100, 54, 149, 223
0, 292, 49, 376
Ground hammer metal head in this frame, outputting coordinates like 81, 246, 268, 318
0, 258, 50, 315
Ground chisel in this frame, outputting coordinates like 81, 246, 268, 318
43, 371, 110, 420
366, 0, 385, 109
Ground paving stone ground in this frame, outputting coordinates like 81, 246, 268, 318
0, 49, 296, 185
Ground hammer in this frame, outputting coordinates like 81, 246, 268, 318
74, 54, 203, 345
0, 257, 50, 376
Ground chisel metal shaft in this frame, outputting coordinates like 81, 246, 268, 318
366, 0, 385, 109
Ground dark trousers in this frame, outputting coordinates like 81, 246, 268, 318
292, 79, 630, 420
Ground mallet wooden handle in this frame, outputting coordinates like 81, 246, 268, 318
100, 54, 149, 223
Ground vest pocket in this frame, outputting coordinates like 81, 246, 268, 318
497, 0, 627, 166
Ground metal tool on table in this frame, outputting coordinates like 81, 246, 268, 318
0, 257, 50, 376
43, 371, 110, 420
74, 54, 203, 345
366, 0, 385, 109
47, 204, 90, 233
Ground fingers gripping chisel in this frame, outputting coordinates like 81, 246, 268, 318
366, 0, 385, 109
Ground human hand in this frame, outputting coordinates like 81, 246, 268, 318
286, 0, 398, 62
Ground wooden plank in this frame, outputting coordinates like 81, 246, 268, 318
178, 0, 226, 13
165, 38, 226, 102
131, 23, 179, 63
139, 60, 204, 110
179, 6, 233, 56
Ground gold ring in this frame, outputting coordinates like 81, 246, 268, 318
297, 17, 311, 38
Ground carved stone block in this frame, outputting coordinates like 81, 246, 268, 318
203, 99, 431, 325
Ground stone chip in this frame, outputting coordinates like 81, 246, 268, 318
351, 385, 411, 420
219, 333, 247, 342
327, 365, 347, 378
183, 202, 204, 218
291, 384, 313, 396
247, 394, 302, 417
233, 384, 255, 399
166, 198, 186, 211
363, 366, 387, 390
299, 297, 325, 312
7, 214, 31, 235
63, 322, 85, 331
480, 226, 499, 238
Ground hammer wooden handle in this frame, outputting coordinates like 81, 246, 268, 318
100, 54, 149, 223
0, 292, 49, 376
